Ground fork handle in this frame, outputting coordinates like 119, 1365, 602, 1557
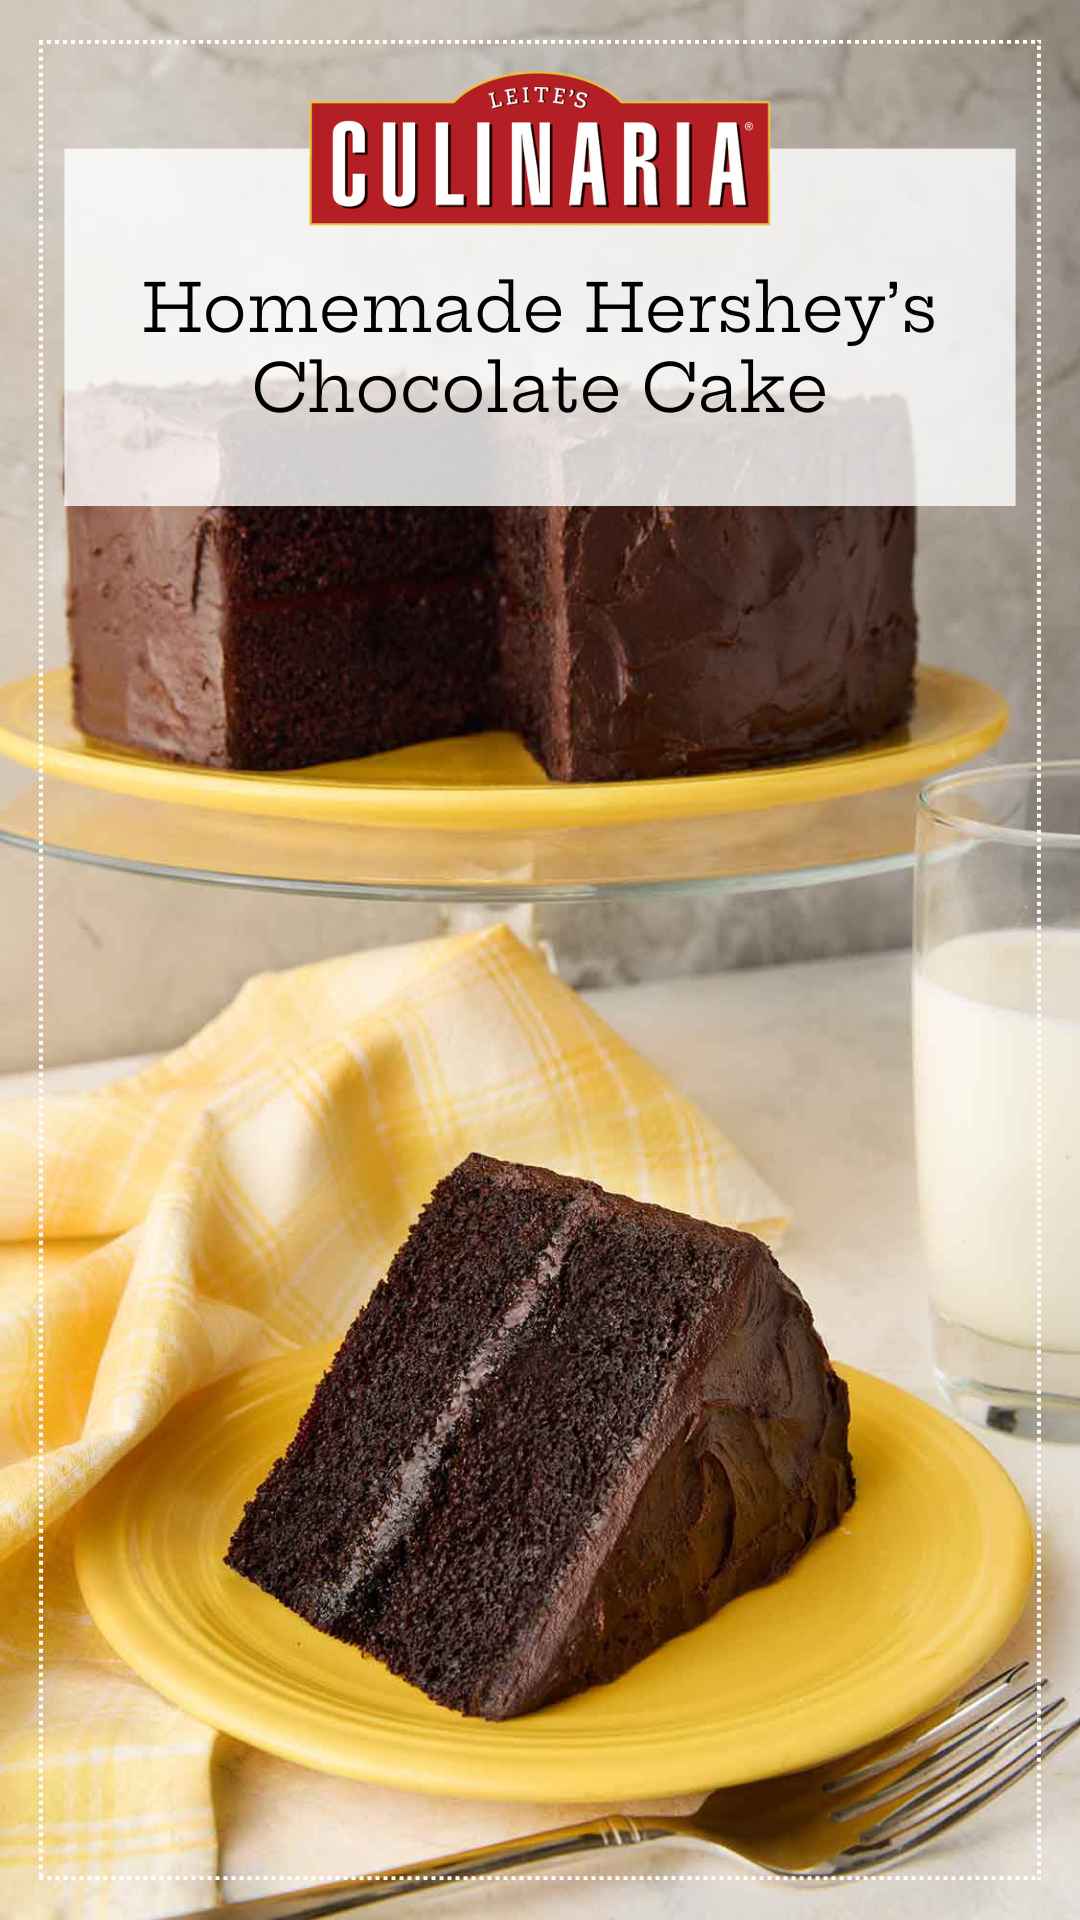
177, 1815, 671, 1917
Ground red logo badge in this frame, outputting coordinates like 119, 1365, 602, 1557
310, 73, 769, 225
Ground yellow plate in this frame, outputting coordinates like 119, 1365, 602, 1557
75, 1351, 1033, 1802
1, 665, 1006, 833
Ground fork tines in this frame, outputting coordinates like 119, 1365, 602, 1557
825, 1661, 1080, 1867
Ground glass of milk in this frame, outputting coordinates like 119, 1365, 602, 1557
914, 763, 1080, 1441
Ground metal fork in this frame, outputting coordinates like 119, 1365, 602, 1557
179, 1662, 1077, 1915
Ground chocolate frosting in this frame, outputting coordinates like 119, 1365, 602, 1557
552, 505, 916, 779
461, 1184, 854, 1717
68, 507, 229, 765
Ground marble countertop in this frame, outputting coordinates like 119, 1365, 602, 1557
18, 947, 1076, 1918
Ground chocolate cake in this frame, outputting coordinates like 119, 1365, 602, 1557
225, 1154, 854, 1719
68, 506, 916, 782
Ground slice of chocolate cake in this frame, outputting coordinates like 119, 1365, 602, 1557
226, 1154, 854, 1719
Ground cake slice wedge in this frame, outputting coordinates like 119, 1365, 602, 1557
225, 1154, 854, 1719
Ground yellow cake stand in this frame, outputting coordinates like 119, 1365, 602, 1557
0, 664, 1007, 898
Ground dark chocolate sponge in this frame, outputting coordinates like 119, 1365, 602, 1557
225, 1154, 855, 1720
68, 505, 916, 781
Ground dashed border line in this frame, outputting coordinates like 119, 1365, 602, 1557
1033, 33, 1045, 1889
35, 30, 47, 1899
35, 31, 1045, 1894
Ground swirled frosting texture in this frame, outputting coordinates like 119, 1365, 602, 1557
551, 505, 916, 780
495, 1242, 854, 1717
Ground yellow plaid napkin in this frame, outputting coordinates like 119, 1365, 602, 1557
0, 924, 785, 1918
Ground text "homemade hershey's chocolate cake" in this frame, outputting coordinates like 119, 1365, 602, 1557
68, 505, 916, 782
225, 1154, 855, 1719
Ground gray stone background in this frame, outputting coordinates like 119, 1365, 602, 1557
0, 0, 1076, 1069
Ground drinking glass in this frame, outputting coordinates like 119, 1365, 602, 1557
913, 762, 1080, 1442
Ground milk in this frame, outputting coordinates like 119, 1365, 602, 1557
913, 927, 1080, 1353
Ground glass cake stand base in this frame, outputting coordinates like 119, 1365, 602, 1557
0, 776, 933, 902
